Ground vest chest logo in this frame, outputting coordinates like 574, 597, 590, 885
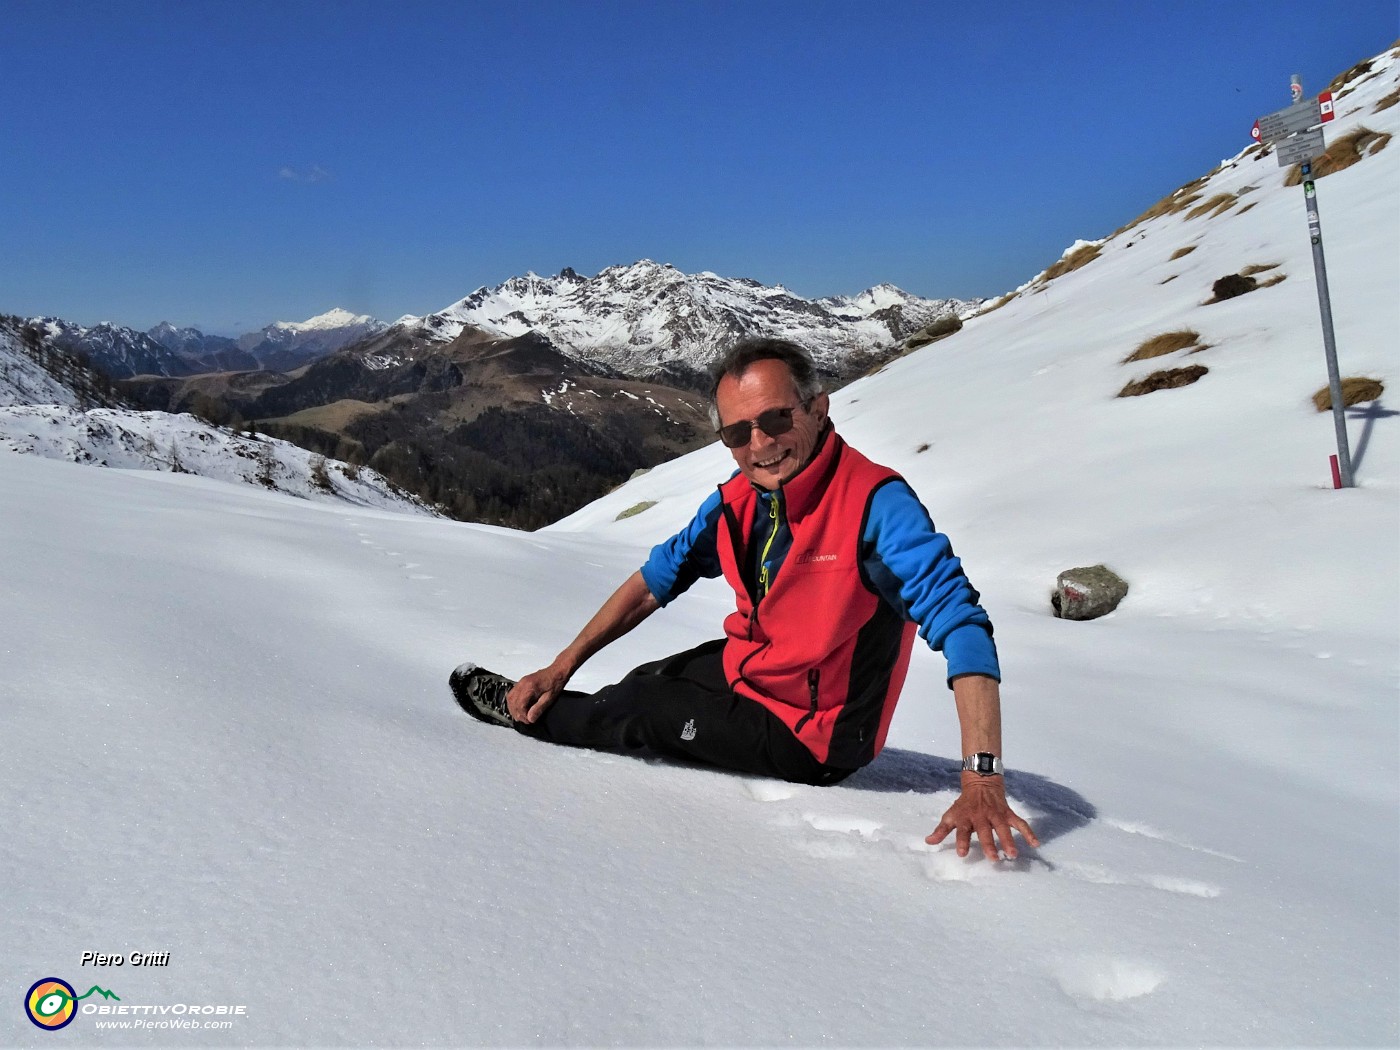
795, 552, 839, 565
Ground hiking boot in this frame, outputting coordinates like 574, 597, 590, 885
449, 663, 516, 727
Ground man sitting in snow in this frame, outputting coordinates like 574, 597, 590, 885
453, 337, 1038, 860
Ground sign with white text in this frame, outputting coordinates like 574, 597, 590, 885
1257, 98, 1323, 143
1275, 126, 1327, 166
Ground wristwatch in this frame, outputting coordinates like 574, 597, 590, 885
962, 752, 1004, 776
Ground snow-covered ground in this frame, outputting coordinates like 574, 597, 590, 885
2, 47, 1397, 1049
0, 323, 87, 409
0, 406, 435, 517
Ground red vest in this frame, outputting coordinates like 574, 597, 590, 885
716, 429, 917, 767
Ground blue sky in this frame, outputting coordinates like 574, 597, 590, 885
2, 1, 1394, 334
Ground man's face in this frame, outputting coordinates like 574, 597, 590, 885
715, 359, 829, 491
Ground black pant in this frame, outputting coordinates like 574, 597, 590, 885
515, 639, 854, 786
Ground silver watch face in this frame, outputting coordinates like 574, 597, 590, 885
964, 752, 1002, 776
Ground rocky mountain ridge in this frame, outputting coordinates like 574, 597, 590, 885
10, 264, 976, 527
21, 309, 389, 379
230, 308, 387, 371
390, 260, 974, 387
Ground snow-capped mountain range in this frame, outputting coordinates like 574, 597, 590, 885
394, 261, 973, 381
26, 309, 388, 379
231, 307, 387, 371
21, 267, 964, 388
32, 316, 189, 379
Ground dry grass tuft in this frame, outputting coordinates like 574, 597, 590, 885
615, 500, 658, 520
1159, 274, 1179, 285
1185, 193, 1238, 221
1376, 84, 1400, 113
1118, 365, 1209, 398
1284, 126, 1392, 185
1038, 243, 1102, 284
1206, 273, 1258, 303
1237, 201, 1258, 216
1329, 58, 1374, 96
1124, 330, 1202, 363
1169, 245, 1197, 261
1116, 174, 1213, 234
976, 293, 1016, 315
1240, 262, 1280, 276
1313, 377, 1385, 411
1258, 273, 1287, 289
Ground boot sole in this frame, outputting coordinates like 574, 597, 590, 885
449, 663, 515, 727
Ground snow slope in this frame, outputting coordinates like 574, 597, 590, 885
0, 406, 436, 516
2, 46, 1397, 1050
0, 321, 84, 408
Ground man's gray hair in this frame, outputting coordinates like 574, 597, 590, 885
706, 337, 823, 429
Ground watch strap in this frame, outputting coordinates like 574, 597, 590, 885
962, 752, 1004, 776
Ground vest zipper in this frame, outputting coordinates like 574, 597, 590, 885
794, 668, 820, 733
757, 493, 781, 598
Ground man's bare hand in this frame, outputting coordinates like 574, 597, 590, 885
507, 659, 573, 724
927, 775, 1039, 861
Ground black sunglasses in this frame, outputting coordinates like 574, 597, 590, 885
716, 399, 812, 449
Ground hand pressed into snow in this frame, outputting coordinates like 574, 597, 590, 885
927, 776, 1040, 861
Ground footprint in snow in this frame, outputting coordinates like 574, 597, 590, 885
1052, 955, 1164, 1003
802, 813, 882, 837
742, 780, 798, 802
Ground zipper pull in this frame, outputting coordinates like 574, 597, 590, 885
758, 494, 780, 598
795, 669, 820, 733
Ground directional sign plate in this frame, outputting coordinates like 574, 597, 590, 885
1258, 99, 1323, 144
1276, 127, 1327, 167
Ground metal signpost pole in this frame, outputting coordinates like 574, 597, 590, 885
1301, 157, 1354, 487
1258, 76, 1354, 487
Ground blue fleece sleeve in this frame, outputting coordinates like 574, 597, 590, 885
639, 489, 724, 606
861, 480, 1000, 686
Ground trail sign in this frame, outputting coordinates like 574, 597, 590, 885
1263, 76, 1354, 488
1276, 126, 1327, 167
1258, 98, 1324, 143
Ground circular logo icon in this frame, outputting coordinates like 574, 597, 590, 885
25, 978, 78, 1031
